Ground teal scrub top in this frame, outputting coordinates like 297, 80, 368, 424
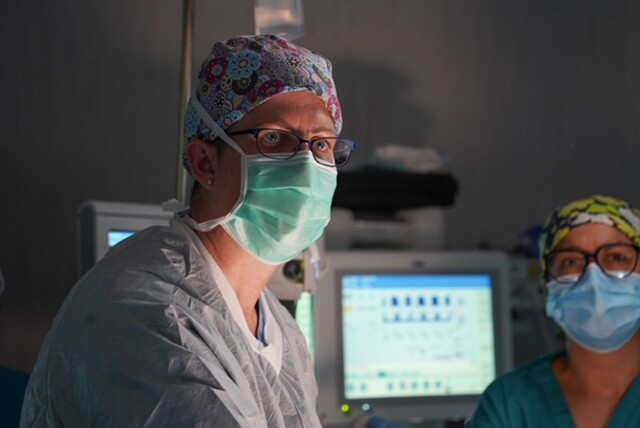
0, 366, 29, 428
466, 352, 640, 428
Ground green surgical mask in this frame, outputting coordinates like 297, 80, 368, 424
185, 96, 337, 264
186, 150, 337, 264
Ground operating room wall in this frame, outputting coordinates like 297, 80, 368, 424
1, 1, 639, 372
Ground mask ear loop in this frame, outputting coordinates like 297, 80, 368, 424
190, 96, 244, 154
184, 96, 248, 232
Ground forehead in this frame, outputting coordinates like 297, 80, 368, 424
228, 91, 335, 133
556, 223, 633, 251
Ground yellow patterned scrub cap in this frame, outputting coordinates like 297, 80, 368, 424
539, 195, 640, 273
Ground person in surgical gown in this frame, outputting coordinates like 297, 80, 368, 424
466, 195, 640, 428
20, 34, 355, 427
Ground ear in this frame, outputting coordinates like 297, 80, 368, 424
186, 139, 217, 191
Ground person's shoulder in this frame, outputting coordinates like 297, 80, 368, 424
466, 353, 563, 428
102, 223, 188, 264
481, 351, 560, 406
505, 352, 558, 378
57, 222, 209, 329
88, 222, 204, 287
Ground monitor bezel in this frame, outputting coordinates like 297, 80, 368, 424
315, 250, 512, 426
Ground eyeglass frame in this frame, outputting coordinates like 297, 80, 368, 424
225, 127, 356, 167
544, 242, 640, 284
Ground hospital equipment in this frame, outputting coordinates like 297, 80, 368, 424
313, 250, 513, 427
75, 200, 517, 427
76, 200, 172, 277
327, 168, 458, 251
254, 0, 304, 40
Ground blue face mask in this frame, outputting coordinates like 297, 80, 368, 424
546, 264, 640, 353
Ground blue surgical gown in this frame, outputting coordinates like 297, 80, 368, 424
466, 352, 640, 427
20, 220, 320, 427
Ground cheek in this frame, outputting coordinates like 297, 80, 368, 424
228, 160, 243, 196
222, 153, 243, 198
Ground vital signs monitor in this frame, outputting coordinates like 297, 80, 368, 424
314, 250, 512, 427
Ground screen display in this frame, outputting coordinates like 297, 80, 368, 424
341, 272, 496, 400
295, 292, 315, 362
107, 230, 137, 248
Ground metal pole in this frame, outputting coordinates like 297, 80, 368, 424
175, 0, 195, 206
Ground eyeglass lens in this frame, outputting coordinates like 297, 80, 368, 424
255, 129, 352, 166
547, 244, 639, 282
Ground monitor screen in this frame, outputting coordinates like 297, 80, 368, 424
107, 230, 137, 248
295, 291, 315, 362
342, 272, 495, 400
315, 251, 512, 427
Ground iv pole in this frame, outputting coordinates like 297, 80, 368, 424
175, 0, 195, 206
174, 1, 304, 205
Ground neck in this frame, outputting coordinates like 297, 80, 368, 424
196, 226, 278, 334
562, 333, 640, 396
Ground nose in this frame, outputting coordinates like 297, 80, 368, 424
297, 140, 312, 152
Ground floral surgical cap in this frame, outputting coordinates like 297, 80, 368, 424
183, 34, 342, 172
539, 195, 640, 274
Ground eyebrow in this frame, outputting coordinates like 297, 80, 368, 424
249, 125, 338, 137
553, 241, 633, 252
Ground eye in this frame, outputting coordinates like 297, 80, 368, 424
600, 246, 635, 266
260, 130, 283, 146
256, 129, 299, 155
558, 255, 583, 267
611, 253, 631, 262
313, 139, 331, 153
549, 251, 585, 277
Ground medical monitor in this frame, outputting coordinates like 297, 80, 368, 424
77, 200, 173, 277
315, 250, 512, 427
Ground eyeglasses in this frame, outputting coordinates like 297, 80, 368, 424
545, 243, 640, 284
226, 128, 356, 167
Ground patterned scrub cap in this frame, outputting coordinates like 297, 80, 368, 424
183, 34, 342, 173
539, 195, 640, 274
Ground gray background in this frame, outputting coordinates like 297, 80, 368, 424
1, 1, 639, 372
